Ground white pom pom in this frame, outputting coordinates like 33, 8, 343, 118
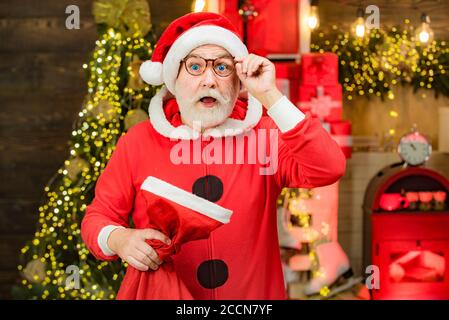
139, 61, 164, 85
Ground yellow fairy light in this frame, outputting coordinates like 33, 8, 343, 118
389, 110, 399, 118
320, 286, 330, 297
15, 24, 154, 299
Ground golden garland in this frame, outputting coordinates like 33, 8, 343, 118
93, 0, 152, 37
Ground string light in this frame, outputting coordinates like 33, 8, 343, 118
16, 27, 156, 299
353, 7, 365, 38
307, 0, 320, 30
415, 13, 434, 44
278, 187, 334, 298
311, 20, 449, 101
192, 0, 206, 12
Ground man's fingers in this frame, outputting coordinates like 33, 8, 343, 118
246, 59, 255, 76
242, 56, 250, 74
236, 62, 245, 76
141, 229, 171, 245
126, 256, 149, 272
235, 62, 241, 74
135, 250, 155, 268
136, 250, 159, 270
235, 55, 254, 75
235, 63, 246, 80
137, 242, 163, 265
248, 59, 262, 77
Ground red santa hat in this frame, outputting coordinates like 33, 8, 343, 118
139, 12, 248, 94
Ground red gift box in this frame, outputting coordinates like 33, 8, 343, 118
275, 62, 301, 104
300, 53, 339, 86
241, 0, 300, 56
298, 84, 342, 101
297, 85, 343, 122
219, 0, 300, 56
219, 0, 244, 35
322, 120, 352, 159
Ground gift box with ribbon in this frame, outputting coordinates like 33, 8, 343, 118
300, 53, 339, 86
297, 85, 343, 122
298, 83, 342, 101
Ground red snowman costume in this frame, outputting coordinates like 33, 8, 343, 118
81, 12, 346, 300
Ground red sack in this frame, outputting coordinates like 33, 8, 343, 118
116, 176, 233, 300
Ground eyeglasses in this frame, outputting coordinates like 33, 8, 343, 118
181, 55, 236, 77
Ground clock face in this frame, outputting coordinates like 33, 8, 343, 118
398, 132, 432, 166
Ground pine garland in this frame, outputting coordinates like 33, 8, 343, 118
311, 20, 449, 101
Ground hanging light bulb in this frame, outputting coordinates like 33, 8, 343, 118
354, 7, 365, 38
192, 0, 206, 12
307, 0, 319, 30
415, 13, 434, 44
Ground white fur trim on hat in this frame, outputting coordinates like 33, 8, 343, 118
141, 176, 233, 224
139, 61, 164, 86
162, 25, 248, 94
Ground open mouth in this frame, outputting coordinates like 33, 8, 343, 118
200, 96, 217, 103
199, 96, 217, 107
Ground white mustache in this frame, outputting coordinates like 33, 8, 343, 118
195, 89, 231, 105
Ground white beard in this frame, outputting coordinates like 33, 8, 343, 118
175, 86, 237, 130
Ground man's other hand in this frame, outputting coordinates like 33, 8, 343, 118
107, 228, 171, 271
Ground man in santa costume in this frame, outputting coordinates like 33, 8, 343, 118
81, 12, 346, 299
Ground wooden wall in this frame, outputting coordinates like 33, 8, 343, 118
319, 0, 449, 39
1, 0, 448, 299
321, 0, 449, 151
345, 86, 449, 152
0, 0, 190, 299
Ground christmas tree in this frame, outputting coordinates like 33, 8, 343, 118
13, 0, 158, 299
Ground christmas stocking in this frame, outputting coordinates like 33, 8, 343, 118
116, 176, 233, 300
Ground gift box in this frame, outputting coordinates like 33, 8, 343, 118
298, 84, 342, 101
245, 0, 300, 56
219, 0, 300, 56
219, 0, 244, 35
300, 53, 339, 86
322, 120, 352, 159
275, 62, 301, 104
297, 85, 343, 122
